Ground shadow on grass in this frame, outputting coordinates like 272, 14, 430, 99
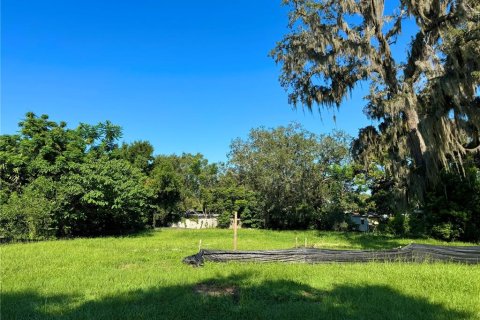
2, 273, 472, 320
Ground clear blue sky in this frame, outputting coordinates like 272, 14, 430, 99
2, 1, 409, 163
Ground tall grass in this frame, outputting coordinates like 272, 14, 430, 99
1, 229, 479, 319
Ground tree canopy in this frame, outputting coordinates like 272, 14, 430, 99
0, 113, 153, 239
271, 0, 480, 203
228, 124, 363, 229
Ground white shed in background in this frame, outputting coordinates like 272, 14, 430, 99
170, 212, 219, 229
350, 214, 369, 232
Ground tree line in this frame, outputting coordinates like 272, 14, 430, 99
1, 112, 478, 242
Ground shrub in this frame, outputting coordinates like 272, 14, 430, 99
56, 158, 154, 236
0, 188, 56, 241
431, 222, 461, 242
217, 211, 232, 229
386, 214, 410, 236
336, 221, 350, 232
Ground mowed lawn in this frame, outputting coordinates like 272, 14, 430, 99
1, 229, 479, 320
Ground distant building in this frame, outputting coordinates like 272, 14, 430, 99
170, 211, 219, 229
350, 214, 369, 232
350, 213, 381, 232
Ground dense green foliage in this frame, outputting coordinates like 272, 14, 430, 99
2, 229, 479, 320
415, 158, 480, 242
0, 114, 363, 240
1, 113, 479, 242
228, 124, 365, 229
360, 156, 480, 242
0, 113, 155, 239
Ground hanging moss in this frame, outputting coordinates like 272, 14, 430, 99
272, 0, 480, 204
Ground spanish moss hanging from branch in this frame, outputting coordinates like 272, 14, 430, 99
271, 0, 480, 204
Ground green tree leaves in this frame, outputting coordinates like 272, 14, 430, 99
56, 158, 153, 236
228, 123, 361, 229
0, 113, 153, 240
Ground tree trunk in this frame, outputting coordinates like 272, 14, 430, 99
404, 106, 427, 171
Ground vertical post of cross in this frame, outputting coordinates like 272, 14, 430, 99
233, 211, 238, 251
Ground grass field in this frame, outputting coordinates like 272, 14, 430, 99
1, 229, 479, 319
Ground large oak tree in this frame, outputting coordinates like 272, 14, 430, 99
272, 0, 480, 202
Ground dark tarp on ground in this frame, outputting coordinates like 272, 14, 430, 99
183, 244, 480, 266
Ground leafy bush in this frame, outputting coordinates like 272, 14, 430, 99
431, 222, 460, 242
0, 187, 56, 241
217, 211, 232, 228
422, 159, 480, 242
57, 158, 154, 236
336, 221, 350, 232
316, 207, 346, 231
386, 214, 410, 236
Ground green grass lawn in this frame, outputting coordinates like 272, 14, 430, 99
1, 229, 479, 319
